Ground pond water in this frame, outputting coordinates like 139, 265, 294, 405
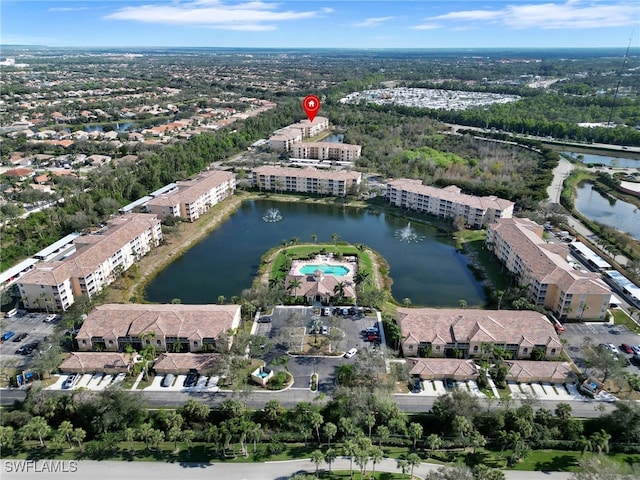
575, 183, 640, 240
561, 151, 639, 169
144, 200, 486, 307
323, 134, 344, 143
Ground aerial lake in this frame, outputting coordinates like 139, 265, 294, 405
144, 199, 486, 307
575, 183, 640, 240
561, 151, 639, 169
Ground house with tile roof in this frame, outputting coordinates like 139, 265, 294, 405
486, 217, 611, 320
153, 353, 221, 374
75, 303, 241, 353
59, 352, 136, 374
397, 307, 563, 360
408, 358, 479, 381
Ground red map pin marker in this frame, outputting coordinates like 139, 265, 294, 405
302, 95, 321, 122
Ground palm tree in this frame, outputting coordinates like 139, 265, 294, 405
408, 422, 423, 450
24, 416, 50, 448
590, 429, 611, 454
58, 420, 73, 449
331, 232, 339, 248
343, 438, 357, 478
397, 458, 409, 480
311, 234, 317, 244
323, 422, 337, 447
71, 428, 86, 450
287, 278, 302, 299
425, 435, 444, 455
324, 448, 337, 476
407, 453, 422, 479
458, 299, 468, 308
289, 236, 299, 246
217, 295, 226, 305
124, 427, 136, 452
370, 446, 384, 478
310, 450, 324, 478
333, 281, 346, 301
137, 422, 154, 450
354, 271, 371, 295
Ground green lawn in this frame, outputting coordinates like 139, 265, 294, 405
612, 308, 640, 334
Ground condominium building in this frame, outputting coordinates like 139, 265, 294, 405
252, 165, 362, 197
397, 307, 563, 360
145, 170, 236, 222
291, 142, 361, 162
75, 304, 241, 353
386, 179, 514, 228
17, 214, 162, 311
486, 217, 611, 320
269, 117, 329, 151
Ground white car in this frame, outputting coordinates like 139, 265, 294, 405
344, 348, 358, 359
44, 314, 57, 323
607, 344, 620, 355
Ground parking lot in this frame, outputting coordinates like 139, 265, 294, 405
0, 311, 59, 368
561, 320, 640, 373
258, 306, 385, 391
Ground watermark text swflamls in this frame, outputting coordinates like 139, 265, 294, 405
4, 460, 79, 473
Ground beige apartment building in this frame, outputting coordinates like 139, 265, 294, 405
386, 179, 514, 228
75, 304, 241, 353
252, 165, 362, 196
17, 214, 162, 311
486, 217, 611, 320
397, 307, 563, 360
145, 170, 235, 222
291, 142, 361, 161
269, 117, 330, 151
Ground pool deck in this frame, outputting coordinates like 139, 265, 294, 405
290, 254, 356, 282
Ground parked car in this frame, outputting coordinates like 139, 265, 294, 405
445, 378, 455, 389
62, 374, 78, 389
12, 333, 28, 342
161, 374, 175, 387
621, 344, 634, 354
341, 308, 350, 316
632, 345, 640, 355
257, 316, 271, 323
322, 308, 331, 316
344, 348, 358, 359
554, 323, 565, 333
1, 331, 15, 342
607, 344, 620, 355
412, 378, 422, 393
44, 314, 57, 323
183, 370, 199, 387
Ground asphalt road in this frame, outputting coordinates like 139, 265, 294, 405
0, 457, 573, 480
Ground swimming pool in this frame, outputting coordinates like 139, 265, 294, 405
299, 264, 350, 276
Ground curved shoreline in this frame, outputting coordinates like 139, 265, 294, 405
130, 191, 470, 304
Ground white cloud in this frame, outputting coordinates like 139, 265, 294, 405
352, 16, 394, 28
429, 1, 638, 29
104, 0, 328, 30
409, 23, 441, 31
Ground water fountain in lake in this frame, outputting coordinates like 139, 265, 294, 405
262, 208, 283, 223
395, 222, 424, 243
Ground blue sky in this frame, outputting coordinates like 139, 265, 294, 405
2, 1, 639, 49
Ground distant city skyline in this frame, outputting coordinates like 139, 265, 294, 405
2, 1, 639, 49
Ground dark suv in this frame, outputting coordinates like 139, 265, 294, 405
183, 370, 199, 387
